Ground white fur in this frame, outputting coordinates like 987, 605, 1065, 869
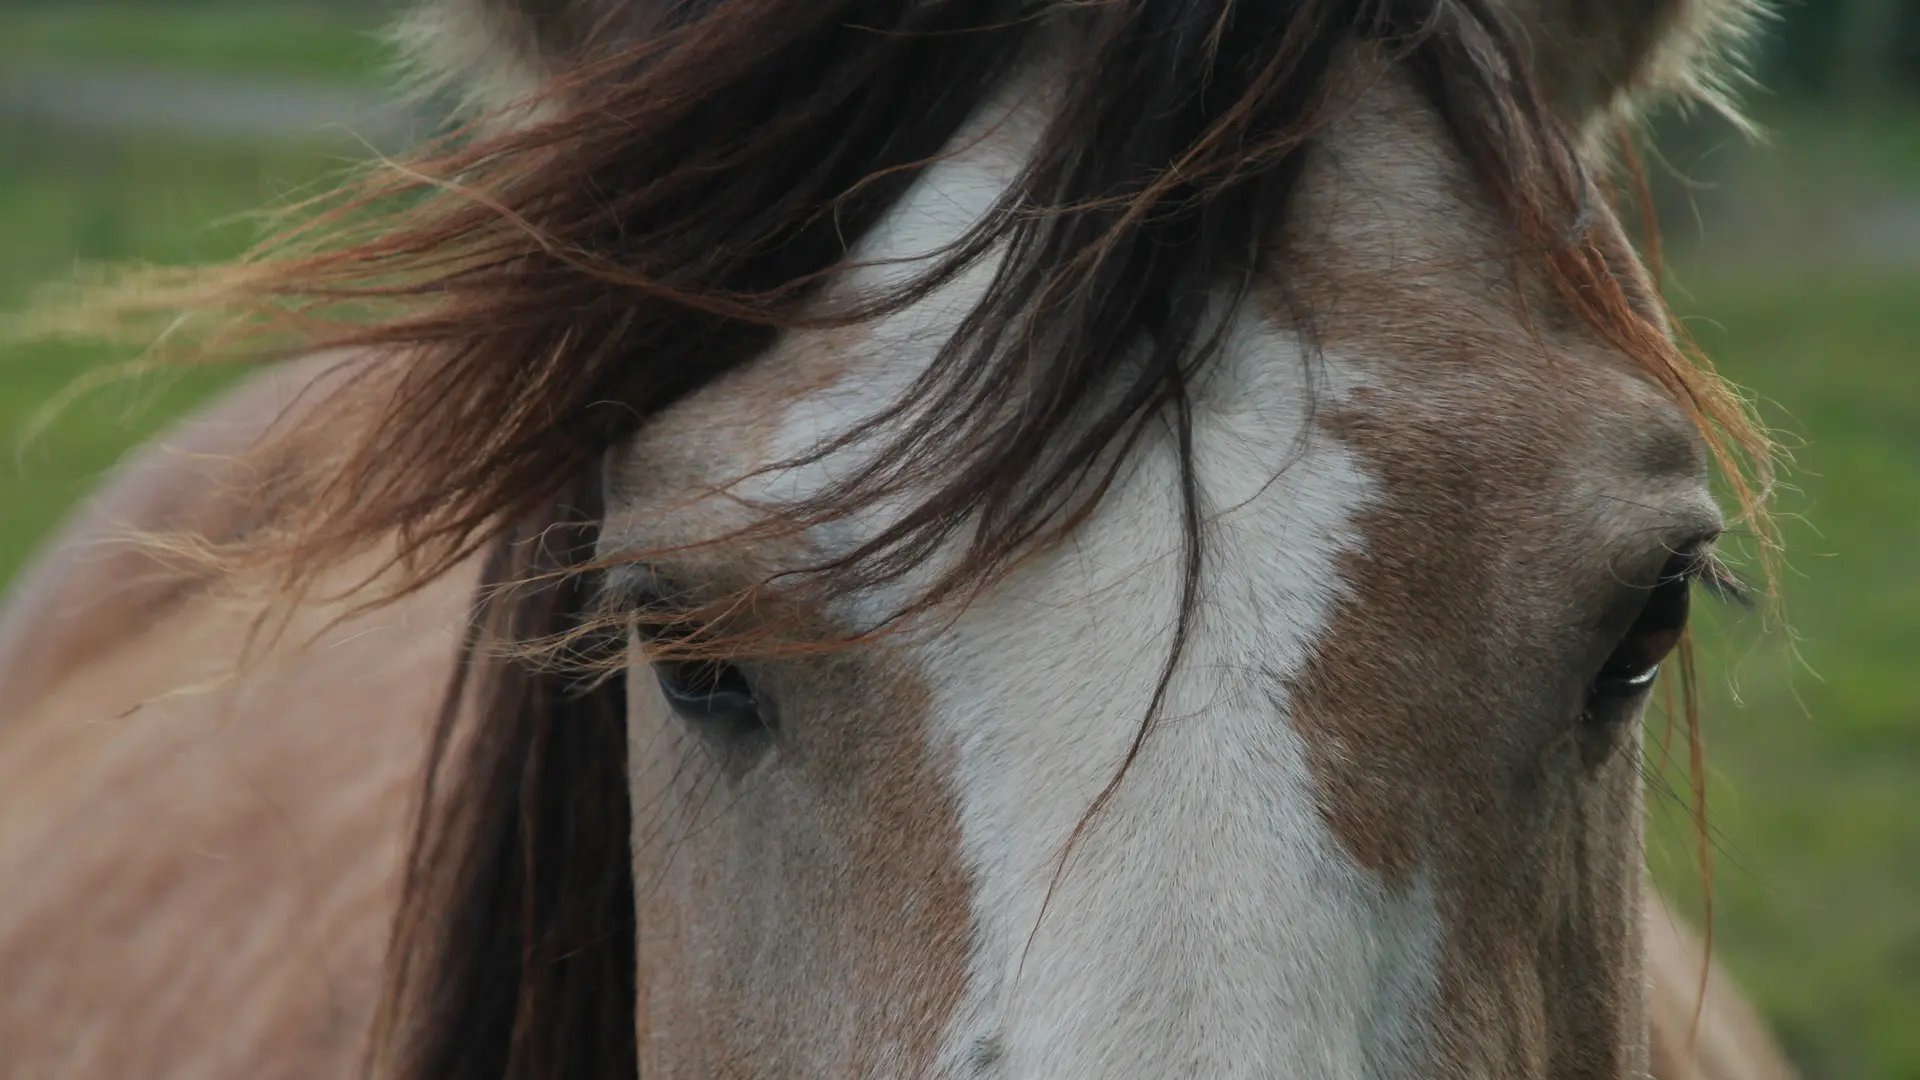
916, 319, 1442, 1080
736, 71, 1445, 1080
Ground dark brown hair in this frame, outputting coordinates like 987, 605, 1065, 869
56, 1, 1773, 1077
371, 468, 637, 1079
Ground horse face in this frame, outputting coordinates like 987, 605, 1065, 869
592, 59, 1723, 1080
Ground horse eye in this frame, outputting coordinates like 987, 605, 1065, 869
653, 659, 766, 738
1588, 552, 1695, 707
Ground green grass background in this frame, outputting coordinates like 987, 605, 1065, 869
0, 1, 386, 80
1651, 273, 1920, 1079
2, 5, 1915, 1079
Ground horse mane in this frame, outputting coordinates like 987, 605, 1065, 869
43, 2, 1773, 1077
371, 468, 636, 1080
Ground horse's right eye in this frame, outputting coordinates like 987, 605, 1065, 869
1586, 552, 1696, 715
622, 571, 775, 751
653, 658, 764, 740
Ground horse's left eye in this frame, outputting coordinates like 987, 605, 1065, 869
654, 659, 765, 738
1588, 553, 1694, 707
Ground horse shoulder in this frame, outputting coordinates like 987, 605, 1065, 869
0, 356, 357, 714
0, 363, 476, 1078
1647, 894, 1800, 1080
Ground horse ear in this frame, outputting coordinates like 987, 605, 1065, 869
393, 0, 667, 113
1506, 0, 1765, 134
400, 1, 1764, 129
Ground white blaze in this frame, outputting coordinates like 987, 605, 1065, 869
749, 69, 1442, 1080
920, 323, 1440, 1078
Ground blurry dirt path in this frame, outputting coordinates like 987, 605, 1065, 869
5, 66, 1915, 267
0, 66, 429, 150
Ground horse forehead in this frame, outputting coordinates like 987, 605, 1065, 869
695, 106, 1700, 508
605, 54, 1717, 586
1344, 347, 1707, 489
611, 307, 1711, 588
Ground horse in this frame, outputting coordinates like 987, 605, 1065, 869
0, 1, 1805, 1077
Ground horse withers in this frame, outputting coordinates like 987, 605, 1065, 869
1, 1, 1801, 1077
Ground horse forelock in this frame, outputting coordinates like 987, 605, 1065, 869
586, 60, 1726, 1076
149, 0, 1766, 645
398, 0, 1767, 130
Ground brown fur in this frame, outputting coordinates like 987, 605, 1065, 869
0, 361, 976, 1076
0, 359, 1786, 1080
624, 647, 974, 1077
4, 1, 1800, 1077
0, 355, 360, 717
1258, 67, 1710, 1077
0, 575, 464, 1078
594, 374, 978, 1076
1244, 56, 1790, 1080
1647, 894, 1802, 1080
0, 386, 472, 1073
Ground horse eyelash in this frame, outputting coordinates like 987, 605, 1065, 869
1673, 544, 1753, 609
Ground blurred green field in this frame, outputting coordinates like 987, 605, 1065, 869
0, 0, 388, 575
1648, 272, 1920, 1080
0, 2, 389, 81
1, 8, 1916, 1080
0, 121, 353, 579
